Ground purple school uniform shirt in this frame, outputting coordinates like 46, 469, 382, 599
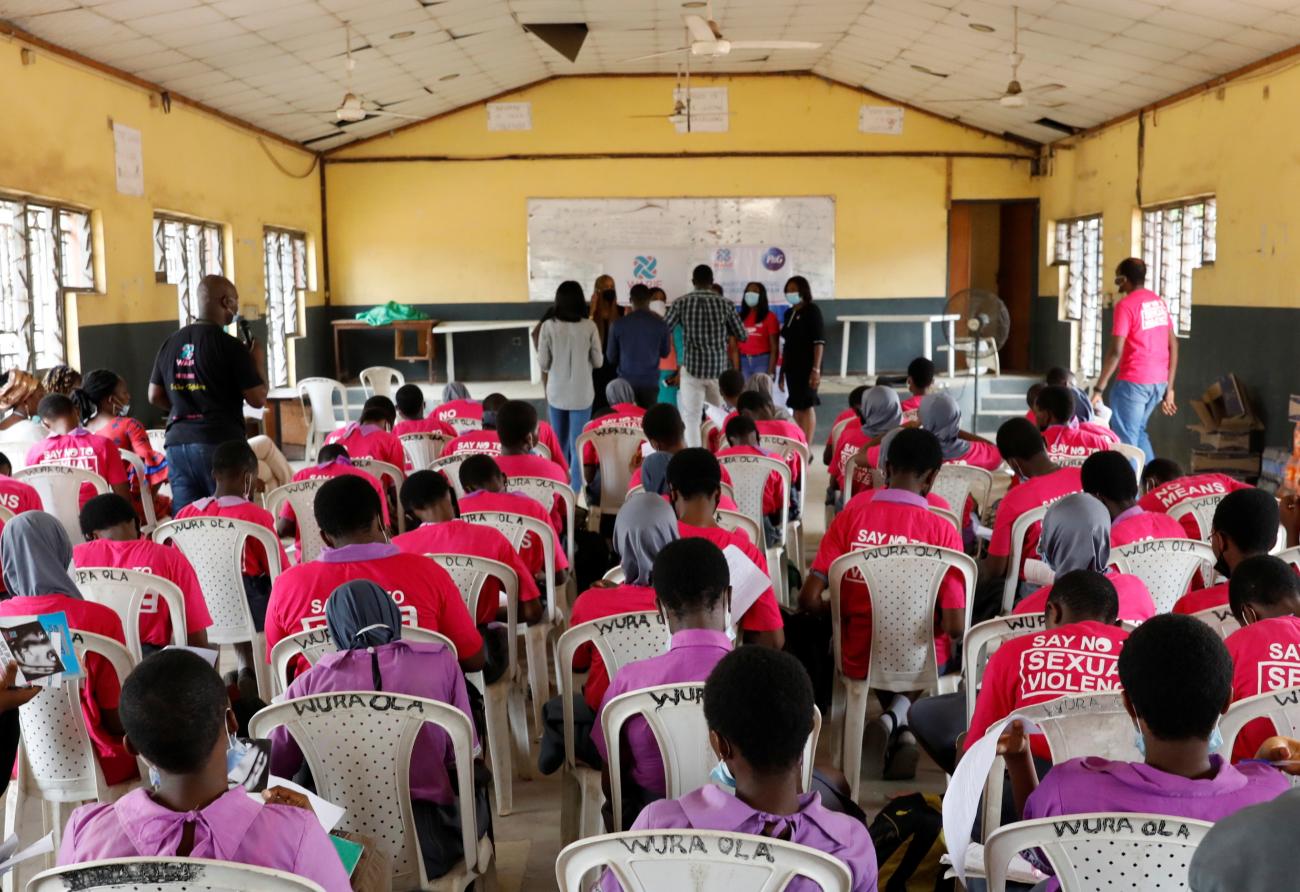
270, 639, 478, 806
599, 784, 878, 892
591, 629, 731, 798
59, 787, 351, 892
1024, 755, 1288, 891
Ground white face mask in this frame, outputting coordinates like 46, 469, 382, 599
649, 300, 667, 317
743, 292, 760, 308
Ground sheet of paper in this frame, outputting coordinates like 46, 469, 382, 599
703, 402, 730, 430
972, 516, 994, 541
722, 544, 770, 626
941, 713, 1043, 886
486, 101, 532, 131
858, 104, 904, 135
257, 776, 346, 833
163, 645, 219, 667
113, 122, 144, 196
640, 441, 655, 458
940, 842, 1046, 884
0, 832, 53, 876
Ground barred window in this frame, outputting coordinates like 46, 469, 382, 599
263, 228, 308, 388
1052, 215, 1104, 379
1141, 196, 1215, 337
153, 214, 225, 326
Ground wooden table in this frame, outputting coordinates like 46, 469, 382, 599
837, 313, 960, 379
332, 319, 438, 382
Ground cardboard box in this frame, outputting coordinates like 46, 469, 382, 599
1189, 426, 1252, 451
1190, 449, 1260, 478
1191, 374, 1264, 432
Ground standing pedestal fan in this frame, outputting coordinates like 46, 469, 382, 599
943, 288, 1010, 431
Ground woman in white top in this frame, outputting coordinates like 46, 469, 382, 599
537, 280, 603, 491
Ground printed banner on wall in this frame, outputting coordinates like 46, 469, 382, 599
712, 245, 794, 306
601, 248, 692, 304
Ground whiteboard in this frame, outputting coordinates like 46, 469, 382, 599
526, 197, 835, 303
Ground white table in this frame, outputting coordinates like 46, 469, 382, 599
837, 313, 960, 379
436, 320, 540, 384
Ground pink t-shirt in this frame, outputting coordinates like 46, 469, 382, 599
1138, 473, 1253, 539
26, 429, 127, 506
72, 538, 213, 646
281, 459, 390, 530
394, 416, 457, 438
738, 312, 779, 356
1014, 571, 1156, 622
443, 430, 504, 459
810, 488, 965, 678
580, 405, 646, 466
392, 519, 541, 624
945, 440, 1004, 472
1173, 582, 1227, 616
433, 399, 482, 426
323, 423, 404, 469
901, 394, 924, 424
1042, 421, 1117, 462
457, 489, 570, 573
0, 476, 42, 514
676, 522, 783, 634
176, 496, 287, 578
1113, 287, 1171, 384
989, 467, 1084, 577
831, 424, 873, 492
1226, 615, 1300, 761
1111, 505, 1188, 547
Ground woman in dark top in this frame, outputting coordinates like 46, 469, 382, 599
778, 275, 825, 442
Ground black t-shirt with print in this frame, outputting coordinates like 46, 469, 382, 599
150, 322, 262, 446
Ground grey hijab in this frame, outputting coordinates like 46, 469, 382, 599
325, 580, 403, 690
743, 373, 793, 421
920, 392, 971, 460
605, 378, 636, 406
441, 382, 471, 402
0, 512, 81, 599
1040, 493, 1111, 573
860, 386, 903, 438
614, 492, 680, 586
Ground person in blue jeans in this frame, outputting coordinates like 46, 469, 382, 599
1090, 257, 1178, 462
537, 280, 604, 491
736, 282, 780, 381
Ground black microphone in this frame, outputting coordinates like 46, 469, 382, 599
233, 313, 254, 348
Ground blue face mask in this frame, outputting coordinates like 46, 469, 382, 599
1135, 722, 1223, 759
710, 759, 737, 792
743, 292, 760, 308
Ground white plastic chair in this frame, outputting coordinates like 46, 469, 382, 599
961, 613, 1047, 723
1277, 545, 1300, 573
506, 475, 577, 611
401, 432, 451, 471
718, 453, 792, 604
555, 611, 669, 844
425, 553, 531, 817
152, 516, 283, 700
1190, 605, 1240, 639
984, 812, 1211, 892
146, 428, 166, 453
360, 365, 405, 399
556, 829, 853, 892
933, 464, 995, 527
117, 449, 160, 533
826, 543, 977, 800
269, 625, 455, 697
716, 509, 763, 551
1168, 493, 1230, 541
1108, 537, 1216, 613
265, 477, 329, 565
296, 377, 349, 460
1000, 504, 1051, 614
429, 454, 470, 498
350, 457, 406, 533
71, 567, 188, 661
13, 465, 109, 544
4, 631, 139, 885
27, 858, 326, 892
250, 692, 495, 892
1219, 683, 1300, 757
447, 416, 483, 435
1111, 441, 1146, 477
574, 423, 643, 524
759, 433, 811, 569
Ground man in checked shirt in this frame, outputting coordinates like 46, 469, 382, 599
663, 264, 747, 447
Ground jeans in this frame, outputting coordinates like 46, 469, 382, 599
548, 405, 592, 492
739, 353, 771, 380
166, 442, 219, 512
1109, 380, 1166, 462
679, 369, 722, 448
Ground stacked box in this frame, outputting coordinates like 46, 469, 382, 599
1187, 374, 1262, 482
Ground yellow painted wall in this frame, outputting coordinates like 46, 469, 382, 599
326, 75, 1037, 304
0, 42, 322, 340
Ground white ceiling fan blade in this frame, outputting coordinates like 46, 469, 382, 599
725, 40, 821, 51
620, 47, 689, 63
927, 97, 1001, 103
684, 14, 718, 43
1027, 83, 1065, 94
370, 110, 424, 120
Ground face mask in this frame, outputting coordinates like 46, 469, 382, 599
1208, 722, 1224, 754
1214, 554, 1231, 579
1133, 722, 1146, 759
226, 732, 253, 783
115, 401, 131, 417
649, 300, 666, 317
710, 759, 737, 792
724, 602, 736, 644
785, 292, 799, 302
743, 292, 760, 308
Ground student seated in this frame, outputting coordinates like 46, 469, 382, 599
631, 403, 688, 494
433, 382, 481, 426
580, 379, 647, 505
602, 646, 877, 892
176, 441, 288, 678
799, 428, 964, 780
701, 369, 745, 454
717, 415, 785, 546
997, 613, 1289, 891
831, 386, 901, 500
74, 493, 211, 650
0, 450, 41, 515
493, 401, 569, 531
736, 390, 805, 495
822, 384, 867, 468
57, 650, 350, 891
1033, 384, 1118, 461
264, 474, 484, 675
592, 537, 733, 829
323, 395, 405, 469
1172, 488, 1278, 614
441, 392, 508, 458
272, 581, 489, 881
901, 356, 936, 422
394, 469, 542, 684
26, 393, 129, 506
276, 443, 390, 542
667, 449, 783, 650
1045, 365, 1095, 423
393, 383, 457, 439
1138, 458, 1253, 539
1011, 493, 1156, 622
0, 512, 135, 784
918, 392, 1002, 471
456, 455, 570, 587
1082, 450, 1186, 546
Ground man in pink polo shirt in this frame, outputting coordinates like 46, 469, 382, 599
1033, 385, 1117, 462
1082, 451, 1187, 547
74, 493, 212, 650
1173, 488, 1278, 615
322, 396, 404, 469
275, 445, 389, 545
1138, 458, 1253, 540
456, 455, 569, 591
592, 537, 732, 828
1090, 257, 1178, 462
264, 475, 484, 676
1225, 556, 1300, 762
26, 394, 129, 506
393, 384, 457, 439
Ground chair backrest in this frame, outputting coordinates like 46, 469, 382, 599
1277, 545, 1300, 573
827, 544, 977, 692
717, 454, 791, 546
71, 567, 188, 661
359, 366, 405, 399
1168, 494, 1228, 541
460, 509, 558, 623
827, 416, 852, 453
1108, 537, 1216, 613
265, 478, 329, 564
1190, 605, 1240, 640
932, 464, 995, 525
424, 553, 520, 683
984, 812, 1211, 892
1014, 691, 1141, 763
350, 457, 405, 490
146, 428, 166, 452
28, 857, 327, 892
448, 416, 483, 435
1051, 452, 1093, 468
16, 631, 135, 805
270, 625, 455, 696
506, 476, 576, 572
716, 509, 762, 550
250, 692, 483, 890
1220, 683, 1300, 757
429, 454, 469, 498
152, 517, 283, 645
400, 432, 450, 471
117, 449, 159, 533
556, 830, 853, 892
758, 434, 812, 474
1110, 441, 1146, 477
13, 465, 109, 543
929, 504, 961, 532
296, 377, 348, 435
962, 614, 1048, 722
1000, 503, 1051, 614
574, 424, 644, 515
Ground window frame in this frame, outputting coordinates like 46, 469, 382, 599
262, 226, 310, 389
1051, 213, 1105, 380
1140, 195, 1215, 338
153, 212, 227, 327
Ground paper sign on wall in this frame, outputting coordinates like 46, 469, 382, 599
859, 105, 904, 135
113, 122, 143, 195
487, 102, 532, 131
673, 87, 728, 133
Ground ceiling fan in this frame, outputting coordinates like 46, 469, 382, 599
277, 24, 422, 124
622, 0, 821, 63
627, 63, 735, 131
927, 7, 1065, 109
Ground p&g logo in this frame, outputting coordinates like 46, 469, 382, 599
633, 255, 658, 279
762, 247, 786, 271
